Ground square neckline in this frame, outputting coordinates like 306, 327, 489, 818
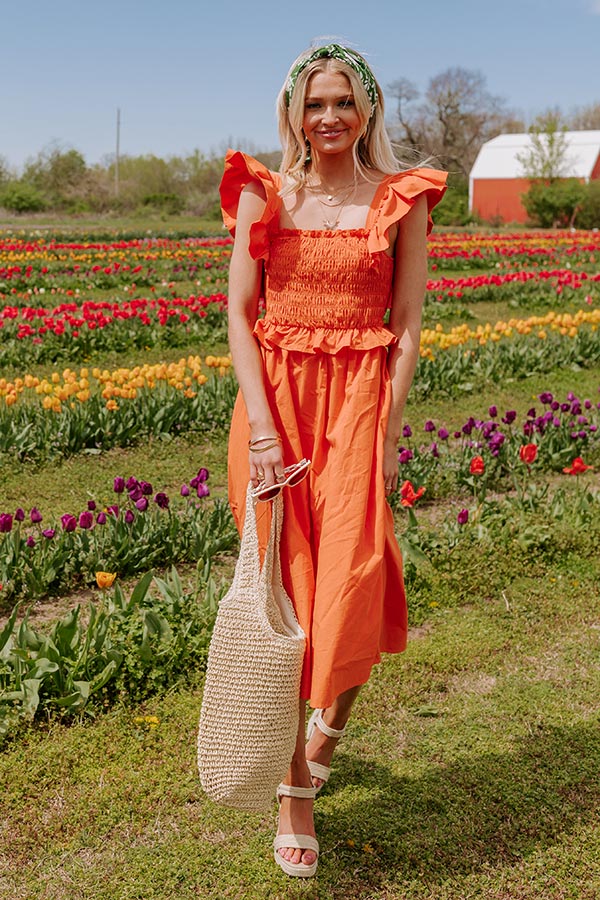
274, 171, 395, 235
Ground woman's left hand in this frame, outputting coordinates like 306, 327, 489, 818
382, 437, 399, 496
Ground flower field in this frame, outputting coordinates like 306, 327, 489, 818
1, 226, 599, 744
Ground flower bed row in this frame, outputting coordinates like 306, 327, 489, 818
0, 295, 229, 365
0, 468, 236, 602
427, 230, 600, 269
393, 389, 600, 495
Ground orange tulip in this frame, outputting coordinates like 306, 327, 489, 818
95, 571, 117, 589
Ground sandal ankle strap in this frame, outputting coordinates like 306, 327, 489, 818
312, 709, 346, 739
277, 783, 317, 800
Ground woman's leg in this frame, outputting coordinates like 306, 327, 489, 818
305, 685, 362, 788
276, 700, 317, 867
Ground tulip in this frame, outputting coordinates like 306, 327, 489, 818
78, 511, 94, 529
15, 508, 25, 522
197, 484, 210, 498
125, 509, 135, 524
563, 457, 594, 475
154, 492, 169, 509
96, 512, 107, 525
457, 508, 469, 525
26, 536, 36, 548
0, 514, 13, 533
113, 476, 125, 493
519, 444, 538, 465
180, 484, 190, 497
135, 497, 148, 511
107, 505, 119, 518
42, 528, 56, 539
140, 481, 153, 496
196, 467, 209, 483
87, 500, 97, 511
402, 424, 412, 438
400, 480, 425, 508
96, 571, 117, 589
60, 514, 77, 532
469, 456, 485, 475
30, 507, 43, 523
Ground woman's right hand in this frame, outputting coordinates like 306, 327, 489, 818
249, 443, 285, 489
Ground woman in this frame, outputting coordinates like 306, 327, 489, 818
221, 42, 447, 877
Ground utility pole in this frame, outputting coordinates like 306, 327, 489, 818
115, 107, 121, 196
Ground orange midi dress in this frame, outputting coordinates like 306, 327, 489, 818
222, 150, 447, 709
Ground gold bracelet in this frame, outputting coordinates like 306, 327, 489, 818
248, 435, 281, 449
249, 441, 280, 453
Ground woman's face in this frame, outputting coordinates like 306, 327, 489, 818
302, 69, 362, 158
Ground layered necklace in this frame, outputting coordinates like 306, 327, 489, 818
305, 178, 359, 230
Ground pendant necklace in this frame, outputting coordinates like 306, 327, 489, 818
307, 181, 358, 230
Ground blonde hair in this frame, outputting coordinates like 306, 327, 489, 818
276, 48, 405, 196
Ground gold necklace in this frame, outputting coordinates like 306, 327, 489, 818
314, 185, 357, 229
305, 179, 357, 205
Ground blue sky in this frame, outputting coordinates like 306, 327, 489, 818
1, 0, 599, 170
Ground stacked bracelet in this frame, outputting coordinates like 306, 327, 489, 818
248, 435, 282, 453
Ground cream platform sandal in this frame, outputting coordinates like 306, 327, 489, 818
273, 783, 319, 878
306, 708, 346, 792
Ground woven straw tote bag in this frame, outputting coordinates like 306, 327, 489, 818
197, 485, 306, 812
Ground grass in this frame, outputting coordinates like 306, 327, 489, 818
2, 549, 599, 899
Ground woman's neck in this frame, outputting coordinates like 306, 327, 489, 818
307, 152, 358, 191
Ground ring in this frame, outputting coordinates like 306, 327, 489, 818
275, 472, 285, 482
257, 470, 265, 480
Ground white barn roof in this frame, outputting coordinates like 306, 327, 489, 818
470, 130, 600, 180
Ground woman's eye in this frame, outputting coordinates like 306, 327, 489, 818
305, 102, 320, 109
340, 99, 354, 108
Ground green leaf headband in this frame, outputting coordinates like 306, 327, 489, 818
285, 44, 378, 116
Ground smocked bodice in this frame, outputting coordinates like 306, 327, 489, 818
220, 150, 448, 354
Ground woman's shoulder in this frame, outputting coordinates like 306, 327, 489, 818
366, 165, 448, 253
220, 150, 282, 260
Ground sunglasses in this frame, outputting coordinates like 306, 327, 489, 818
251, 458, 311, 502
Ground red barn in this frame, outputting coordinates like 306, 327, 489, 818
469, 130, 600, 224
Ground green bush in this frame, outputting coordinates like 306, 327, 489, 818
575, 179, 600, 229
142, 192, 185, 214
433, 176, 474, 226
522, 178, 586, 228
1, 182, 46, 213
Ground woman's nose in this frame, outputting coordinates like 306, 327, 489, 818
321, 105, 339, 124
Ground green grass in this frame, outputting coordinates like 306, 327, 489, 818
2, 552, 599, 899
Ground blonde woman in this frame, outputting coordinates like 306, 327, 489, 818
221, 42, 447, 877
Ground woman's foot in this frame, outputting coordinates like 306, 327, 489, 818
305, 708, 346, 790
276, 767, 317, 868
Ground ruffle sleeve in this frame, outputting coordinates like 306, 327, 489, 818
367, 167, 448, 257
219, 150, 281, 261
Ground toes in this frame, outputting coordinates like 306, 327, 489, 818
302, 850, 317, 866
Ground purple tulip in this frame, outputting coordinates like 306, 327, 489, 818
197, 483, 210, 498
577, 416, 588, 426
552, 417, 561, 427
87, 500, 97, 511
42, 528, 56, 539
128, 485, 143, 501
527, 408, 536, 419
590, 425, 598, 433
140, 481, 153, 496
424, 420, 435, 432
561, 402, 570, 412
196, 467, 209, 483
488, 405, 498, 417
538, 392, 553, 404
180, 484, 190, 497
430, 442, 439, 458
0, 514, 13, 533
135, 497, 148, 512
567, 391, 577, 402
457, 508, 469, 525
502, 410, 517, 425
60, 514, 77, 533
30, 507, 42, 524
453, 430, 461, 439
584, 399, 592, 410
402, 424, 412, 438
78, 511, 94, 529
113, 476, 125, 493
125, 476, 139, 491
551, 401, 560, 411
438, 427, 449, 441
96, 512, 107, 525
154, 492, 169, 509
107, 505, 119, 518
125, 509, 135, 524
398, 449, 413, 465
26, 536, 35, 548
15, 508, 25, 522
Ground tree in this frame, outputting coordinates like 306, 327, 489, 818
388, 67, 521, 178
516, 111, 571, 180
22, 144, 87, 206
568, 102, 600, 130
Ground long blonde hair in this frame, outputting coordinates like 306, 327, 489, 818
276, 48, 404, 196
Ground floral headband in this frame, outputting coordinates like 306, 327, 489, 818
285, 44, 378, 116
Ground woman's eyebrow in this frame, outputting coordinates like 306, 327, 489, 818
305, 93, 354, 101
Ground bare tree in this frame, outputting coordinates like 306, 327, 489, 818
387, 67, 522, 177
568, 102, 600, 130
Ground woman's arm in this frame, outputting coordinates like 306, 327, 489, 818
227, 182, 284, 485
383, 194, 429, 493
